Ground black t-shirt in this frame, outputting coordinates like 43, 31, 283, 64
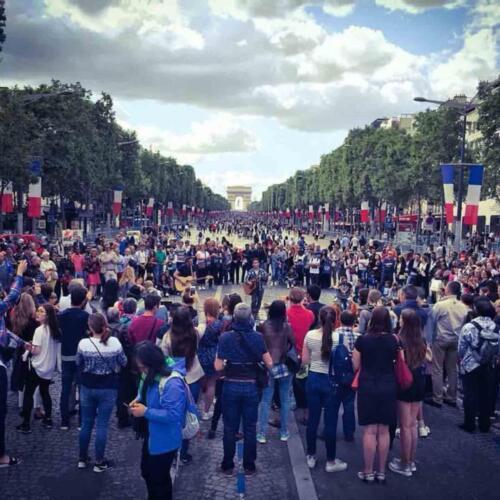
58, 308, 90, 358
177, 263, 193, 277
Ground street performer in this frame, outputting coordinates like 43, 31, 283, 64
245, 258, 268, 319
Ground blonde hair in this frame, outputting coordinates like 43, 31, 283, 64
119, 266, 135, 286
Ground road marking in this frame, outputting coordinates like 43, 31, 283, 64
287, 413, 318, 500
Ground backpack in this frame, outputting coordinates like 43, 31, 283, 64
159, 372, 200, 440
470, 321, 500, 366
328, 333, 354, 388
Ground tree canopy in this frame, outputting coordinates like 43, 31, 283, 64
0, 81, 229, 213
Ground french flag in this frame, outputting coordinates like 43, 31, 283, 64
146, 198, 154, 217
167, 201, 174, 216
27, 178, 42, 218
463, 165, 484, 225
360, 201, 369, 223
1, 183, 13, 214
324, 202, 330, 220
441, 165, 455, 224
308, 205, 314, 220
112, 189, 122, 216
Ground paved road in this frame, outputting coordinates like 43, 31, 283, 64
1, 283, 499, 500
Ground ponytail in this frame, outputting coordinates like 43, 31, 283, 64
88, 312, 111, 345
319, 306, 335, 362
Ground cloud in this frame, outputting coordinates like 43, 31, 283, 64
120, 114, 259, 157
374, 0, 466, 14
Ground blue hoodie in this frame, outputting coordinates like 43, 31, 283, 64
140, 357, 187, 455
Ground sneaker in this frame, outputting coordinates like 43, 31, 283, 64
201, 411, 213, 421
42, 418, 53, 429
60, 422, 70, 430
306, 455, 317, 469
418, 425, 431, 438
395, 427, 400, 439
78, 457, 91, 469
180, 453, 193, 465
16, 423, 31, 434
325, 459, 348, 473
280, 432, 290, 442
389, 459, 412, 477
257, 433, 267, 444
93, 460, 113, 473
392, 458, 417, 473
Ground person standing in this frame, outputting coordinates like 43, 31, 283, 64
58, 286, 90, 430
287, 287, 315, 425
257, 300, 295, 443
16, 303, 60, 433
306, 285, 325, 329
245, 258, 268, 320
130, 342, 187, 500
389, 309, 427, 477
77, 313, 127, 472
458, 298, 499, 433
215, 303, 272, 476
352, 307, 398, 483
426, 281, 468, 408
0, 261, 27, 467
302, 306, 348, 473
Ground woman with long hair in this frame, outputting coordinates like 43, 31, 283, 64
198, 298, 223, 420
160, 306, 203, 464
257, 300, 296, 443
130, 341, 186, 500
76, 313, 127, 472
353, 307, 398, 483
389, 309, 426, 477
16, 304, 60, 433
85, 248, 101, 299
119, 266, 136, 298
301, 306, 348, 473
101, 278, 119, 314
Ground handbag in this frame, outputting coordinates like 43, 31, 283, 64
394, 343, 413, 390
282, 326, 300, 374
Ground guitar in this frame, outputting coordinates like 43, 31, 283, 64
243, 279, 257, 295
174, 275, 194, 293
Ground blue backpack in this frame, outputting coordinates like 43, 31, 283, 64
328, 333, 354, 388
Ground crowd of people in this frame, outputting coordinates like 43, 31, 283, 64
0, 218, 498, 499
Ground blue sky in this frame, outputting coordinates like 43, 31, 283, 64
1, 0, 498, 199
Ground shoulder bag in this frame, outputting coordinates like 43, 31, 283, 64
393, 334, 413, 390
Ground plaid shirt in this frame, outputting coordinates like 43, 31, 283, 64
333, 326, 357, 353
0, 275, 24, 367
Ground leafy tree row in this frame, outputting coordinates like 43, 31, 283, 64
258, 78, 499, 214
0, 81, 229, 217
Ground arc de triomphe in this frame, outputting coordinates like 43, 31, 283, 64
226, 185, 252, 211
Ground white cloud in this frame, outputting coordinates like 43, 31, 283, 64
374, 0, 466, 14
121, 115, 259, 157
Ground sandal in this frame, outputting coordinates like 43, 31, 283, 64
357, 471, 375, 483
0, 456, 21, 468
375, 472, 386, 484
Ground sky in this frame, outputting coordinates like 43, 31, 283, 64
1, 0, 498, 200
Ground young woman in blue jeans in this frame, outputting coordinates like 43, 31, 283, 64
302, 306, 348, 473
76, 312, 127, 472
257, 300, 295, 442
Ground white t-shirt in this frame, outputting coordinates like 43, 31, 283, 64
58, 295, 93, 314
31, 325, 58, 380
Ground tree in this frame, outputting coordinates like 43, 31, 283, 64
0, 0, 6, 55
477, 77, 500, 199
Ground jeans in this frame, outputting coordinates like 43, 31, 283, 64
141, 439, 177, 500
116, 368, 137, 426
293, 374, 308, 409
180, 380, 201, 459
251, 289, 264, 318
332, 385, 355, 439
22, 367, 52, 425
0, 365, 7, 457
153, 264, 164, 285
258, 374, 292, 436
306, 372, 341, 461
60, 360, 78, 426
462, 365, 495, 432
79, 386, 117, 462
222, 381, 260, 471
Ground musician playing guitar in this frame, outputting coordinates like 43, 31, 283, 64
173, 257, 196, 294
245, 258, 268, 320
